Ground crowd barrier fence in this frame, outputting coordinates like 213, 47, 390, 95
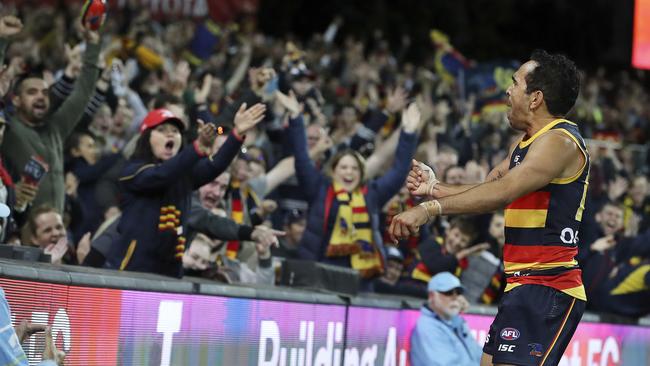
0, 259, 648, 366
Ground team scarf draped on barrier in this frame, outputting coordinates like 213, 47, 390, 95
325, 183, 383, 278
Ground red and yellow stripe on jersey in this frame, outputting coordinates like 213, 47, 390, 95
503, 119, 589, 301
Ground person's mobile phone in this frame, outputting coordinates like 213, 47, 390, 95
22, 156, 49, 186
265, 76, 279, 95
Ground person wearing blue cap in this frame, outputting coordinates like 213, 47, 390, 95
410, 272, 482, 366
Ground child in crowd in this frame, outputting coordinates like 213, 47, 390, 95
65, 131, 121, 243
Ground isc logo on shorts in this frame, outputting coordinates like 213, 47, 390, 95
498, 344, 516, 352
500, 327, 520, 341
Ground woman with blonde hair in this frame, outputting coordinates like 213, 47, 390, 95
278, 91, 420, 288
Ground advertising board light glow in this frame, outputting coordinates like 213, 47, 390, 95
1, 278, 649, 365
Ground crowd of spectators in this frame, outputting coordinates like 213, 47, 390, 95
0, 2, 648, 322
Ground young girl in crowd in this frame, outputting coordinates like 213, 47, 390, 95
278, 91, 420, 288
106, 103, 266, 277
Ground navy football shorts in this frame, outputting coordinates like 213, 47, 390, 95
483, 284, 586, 366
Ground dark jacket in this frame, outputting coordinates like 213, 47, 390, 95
287, 115, 417, 268
416, 237, 463, 278
579, 228, 650, 302
187, 192, 254, 242
271, 238, 301, 259
105, 133, 243, 277
589, 259, 650, 318
67, 153, 122, 242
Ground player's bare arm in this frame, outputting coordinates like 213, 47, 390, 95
389, 130, 584, 241
442, 130, 584, 213
408, 140, 517, 199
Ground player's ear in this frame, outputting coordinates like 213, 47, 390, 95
529, 90, 544, 111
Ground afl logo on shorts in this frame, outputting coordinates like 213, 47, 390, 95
500, 328, 520, 341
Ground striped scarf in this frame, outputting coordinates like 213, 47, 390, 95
225, 180, 260, 259
158, 205, 186, 262
326, 182, 383, 279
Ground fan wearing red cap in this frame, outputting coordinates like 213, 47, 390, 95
137, 108, 186, 162
105, 103, 266, 277
139, 108, 185, 134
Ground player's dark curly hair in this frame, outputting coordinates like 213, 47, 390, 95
525, 50, 580, 117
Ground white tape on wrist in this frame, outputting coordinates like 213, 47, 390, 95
427, 178, 439, 197
419, 200, 442, 222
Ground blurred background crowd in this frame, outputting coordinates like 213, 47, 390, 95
0, 0, 648, 320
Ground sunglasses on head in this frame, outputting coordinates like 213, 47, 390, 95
439, 288, 463, 296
